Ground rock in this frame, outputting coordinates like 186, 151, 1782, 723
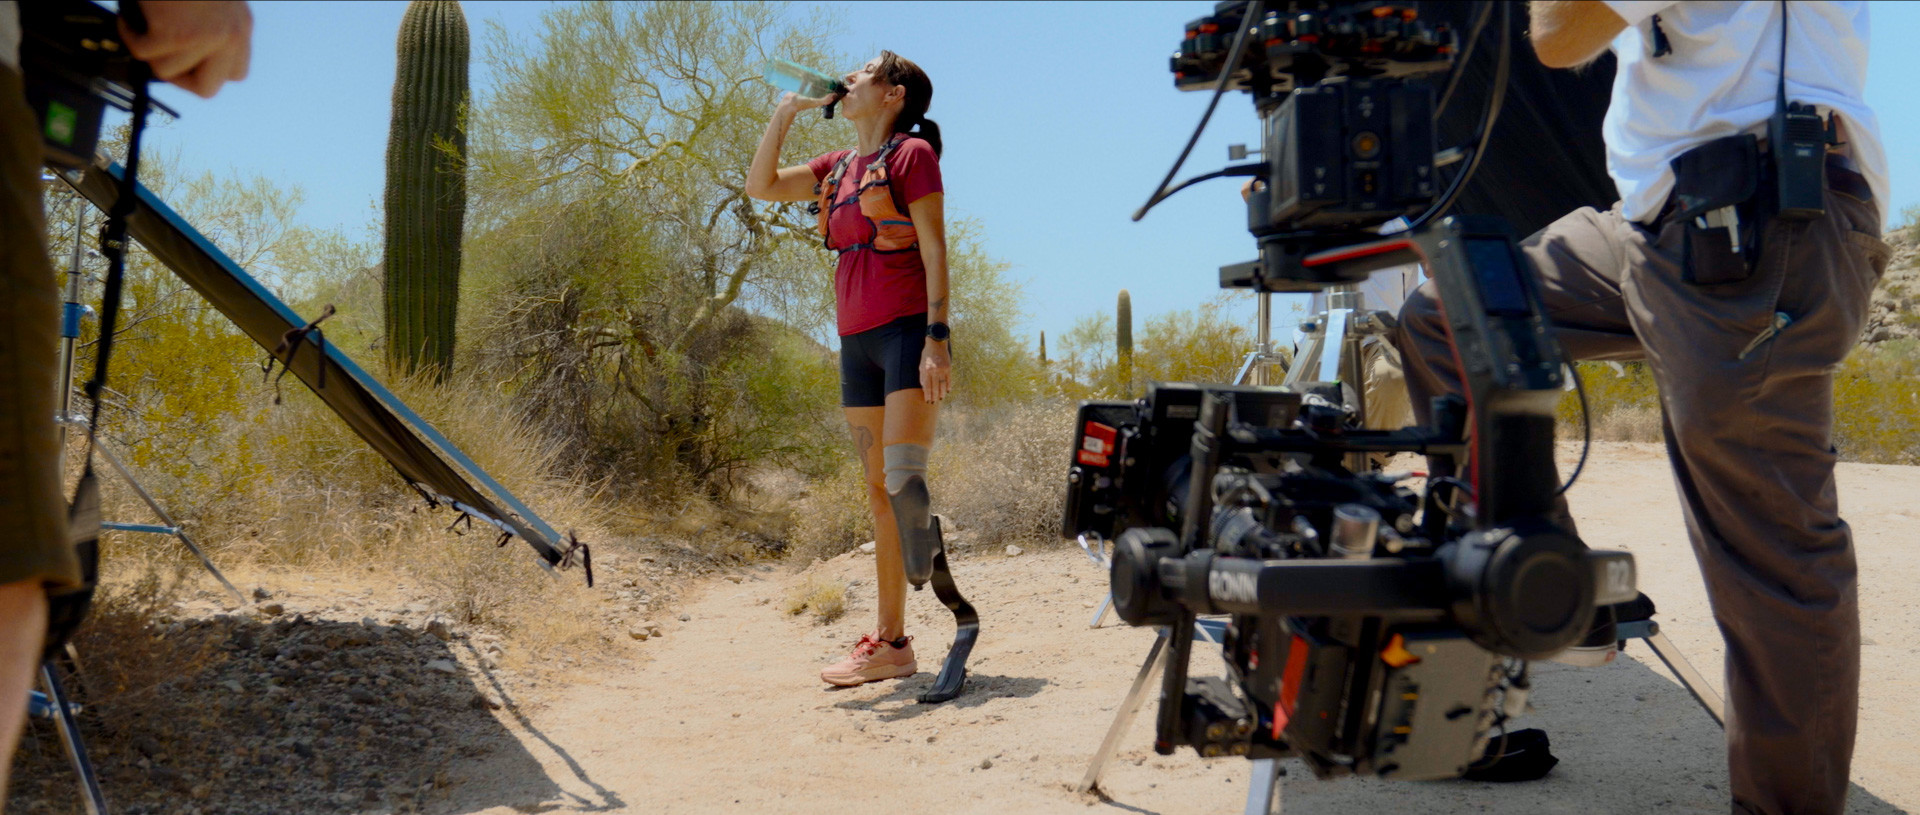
425, 659, 460, 675
858, 541, 877, 554
627, 629, 650, 641
252, 586, 271, 601
356, 724, 376, 739
726, 575, 743, 583
979, 757, 994, 770
425, 619, 452, 641
469, 693, 502, 711
1004, 545, 1025, 557
221, 680, 244, 693
409, 725, 433, 740
348, 687, 377, 705
257, 602, 285, 617
678, 613, 691, 622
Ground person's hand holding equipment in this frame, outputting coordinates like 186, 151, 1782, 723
118, 1, 253, 99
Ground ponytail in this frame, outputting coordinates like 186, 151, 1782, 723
877, 50, 940, 158
905, 116, 942, 158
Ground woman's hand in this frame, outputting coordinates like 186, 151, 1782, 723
777, 91, 841, 116
920, 339, 952, 403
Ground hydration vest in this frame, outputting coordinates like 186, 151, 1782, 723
815, 135, 919, 254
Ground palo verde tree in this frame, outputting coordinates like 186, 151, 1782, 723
383, 0, 469, 379
463, 2, 1037, 499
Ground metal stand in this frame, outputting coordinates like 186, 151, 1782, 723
49, 190, 242, 604
34, 658, 107, 815
1244, 759, 1283, 815
1617, 618, 1725, 727
1232, 291, 1291, 387
1077, 619, 1229, 797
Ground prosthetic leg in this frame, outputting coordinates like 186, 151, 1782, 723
889, 471, 977, 704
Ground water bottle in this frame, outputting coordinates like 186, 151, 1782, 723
762, 59, 846, 118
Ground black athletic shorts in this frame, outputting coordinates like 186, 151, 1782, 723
839, 313, 927, 408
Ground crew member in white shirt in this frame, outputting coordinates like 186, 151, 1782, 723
1395, 4, 1890, 813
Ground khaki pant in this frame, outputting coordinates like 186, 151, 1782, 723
0, 64, 78, 590
1396, 176, 1891, 815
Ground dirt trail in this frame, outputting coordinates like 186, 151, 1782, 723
434, 443, 1920, 815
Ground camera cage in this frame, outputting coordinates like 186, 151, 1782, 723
1073, 0, 1635, 784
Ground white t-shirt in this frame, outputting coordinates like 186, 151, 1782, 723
1599, 1, 1888, 228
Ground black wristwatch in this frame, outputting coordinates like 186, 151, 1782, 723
926, 321, 950, 342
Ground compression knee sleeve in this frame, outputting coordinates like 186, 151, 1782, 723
883, 443, 929, 495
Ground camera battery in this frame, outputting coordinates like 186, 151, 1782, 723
1368, 627, 1502, 780
1264, 79, 1435, 231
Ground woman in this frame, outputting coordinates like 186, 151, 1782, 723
745, 52, 950, 687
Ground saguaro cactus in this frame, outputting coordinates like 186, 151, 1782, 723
1038, 331, 1047, 365
383, 0, 469, 378
1116, 289, 1133, 397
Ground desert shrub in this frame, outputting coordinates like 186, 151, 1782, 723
1557, 361, 1662, 443
787, 457, 872, 564
783, 573, 848, 624
1558, 341, 1920, 464
1833, 338, 1920, 465
931, 399, 1077, 549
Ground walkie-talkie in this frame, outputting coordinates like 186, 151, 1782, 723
1770, 99, 1827, 221
1769, 2, 1826, 221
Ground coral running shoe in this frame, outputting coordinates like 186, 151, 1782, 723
820, 632, 917, 687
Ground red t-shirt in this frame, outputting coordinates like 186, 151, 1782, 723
807, 136, 942, 336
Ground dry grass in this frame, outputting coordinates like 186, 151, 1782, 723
1562, 340, 1920, 463
783, 573, 847, 624
787, 458, 874, 564
783, 398, 1079, 563
931, 400, 1077, 550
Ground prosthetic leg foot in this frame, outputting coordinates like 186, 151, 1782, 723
889, 476, 978, 704
919, 525, 979, 704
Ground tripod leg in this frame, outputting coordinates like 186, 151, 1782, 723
916, 516, 978, 704
91, 439, 244, 602
1244, 758, 1283, 815
1089, 594, 1114, 629
1077, 630, 1170, 794
1643, 631, 1726, 728
40, 662, 107, 815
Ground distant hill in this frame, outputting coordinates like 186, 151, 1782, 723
1864, 225, 1920, 346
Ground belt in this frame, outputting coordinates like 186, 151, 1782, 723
1644, 151, 1871, 228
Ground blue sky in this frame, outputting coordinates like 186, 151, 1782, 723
127, 1, 1920, 348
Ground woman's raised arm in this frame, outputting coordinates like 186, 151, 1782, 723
746, 93, 834, 202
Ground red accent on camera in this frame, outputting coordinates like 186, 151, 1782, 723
1077, 422, 1119, 468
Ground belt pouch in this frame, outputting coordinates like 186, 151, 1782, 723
1669, 134, 1763, 286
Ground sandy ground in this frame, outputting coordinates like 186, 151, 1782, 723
427, 442, 1919, 815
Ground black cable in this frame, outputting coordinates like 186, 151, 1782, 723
1433, 1, 1495, 120
1142, 162, 1267, 204
83, 63, 152, 447
1554, 363, 1591, 497
1132, 1, 1264, 222
1408, 1, 1511, 231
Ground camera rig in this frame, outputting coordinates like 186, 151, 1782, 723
1068, 1, 1635, 783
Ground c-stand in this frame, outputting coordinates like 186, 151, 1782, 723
45, 179, 243, 603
